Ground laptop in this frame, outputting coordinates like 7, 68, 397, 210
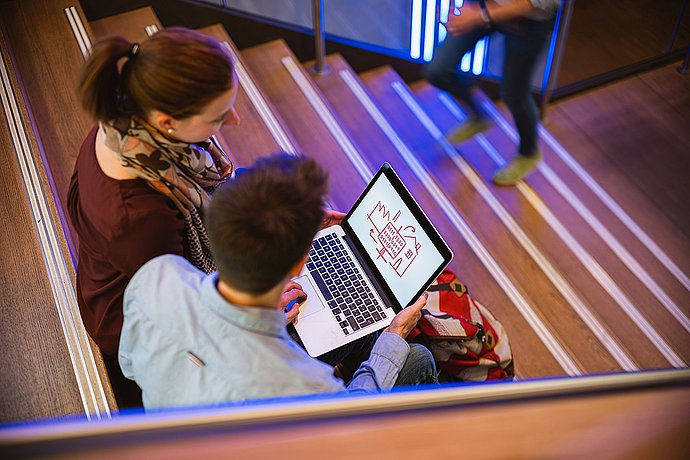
292, 163, 453, 357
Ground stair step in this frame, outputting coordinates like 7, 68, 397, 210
241, 39, 371, 210
198, 25, 299, 167
89, 6, 161, 41
361, 66, 631, 377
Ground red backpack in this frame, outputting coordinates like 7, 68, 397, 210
409, 269, 514, 381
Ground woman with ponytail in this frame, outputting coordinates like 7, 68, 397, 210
68, 27, 239, 408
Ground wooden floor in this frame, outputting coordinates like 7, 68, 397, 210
1, 1, 689, 429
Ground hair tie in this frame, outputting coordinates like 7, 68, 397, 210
129, 43, 140, 58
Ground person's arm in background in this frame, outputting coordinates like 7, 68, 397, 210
345, 293, 428, 393
447, 0, 560, 35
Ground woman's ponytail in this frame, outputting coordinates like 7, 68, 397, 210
78, 28, 235, 123
78, 36, 132, 121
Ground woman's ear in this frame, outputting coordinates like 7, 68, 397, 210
149, 110, 176, 133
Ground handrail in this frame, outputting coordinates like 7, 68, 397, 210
1, 369, 688, 447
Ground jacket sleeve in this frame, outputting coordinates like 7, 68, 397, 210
345, 332, 410, 393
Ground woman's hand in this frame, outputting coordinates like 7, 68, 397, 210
319, 209, 346, 230
280, 280, 307, 324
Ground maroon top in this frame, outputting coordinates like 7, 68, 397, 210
67, 125, 185, 357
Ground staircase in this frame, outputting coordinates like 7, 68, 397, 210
1, 0, 688, 437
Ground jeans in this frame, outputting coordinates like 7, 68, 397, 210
394, 343, 438, 386
424, 15, 555, 157
289, 325, 437, 386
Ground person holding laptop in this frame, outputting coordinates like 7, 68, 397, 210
119, 154, 437, 408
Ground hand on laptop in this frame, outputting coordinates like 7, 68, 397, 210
384, 292, 428, 339
280, 280, 307, 324
319, 209, 346, 230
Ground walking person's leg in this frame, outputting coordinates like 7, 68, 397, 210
493, 19, 554, 185
424, 28, 492, 143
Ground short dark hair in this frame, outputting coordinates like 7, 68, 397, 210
206, 154, 328, 294
79, 27, 235, 121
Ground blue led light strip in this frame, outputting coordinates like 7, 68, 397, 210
423, 0, 438, 61
410, 0, 423, 59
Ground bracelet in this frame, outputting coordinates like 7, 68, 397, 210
479, 3, 493, 28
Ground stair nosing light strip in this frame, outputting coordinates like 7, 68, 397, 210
64, 7, 90, 59
222, 42, 297, 154
145, 24, 159, 36
484, 134, 683, 368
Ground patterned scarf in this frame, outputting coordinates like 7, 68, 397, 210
101, 116, 233, 273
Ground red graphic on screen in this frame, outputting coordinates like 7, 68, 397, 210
367, 201, 420, 277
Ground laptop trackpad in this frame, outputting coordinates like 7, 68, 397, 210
293, 275, 325, 320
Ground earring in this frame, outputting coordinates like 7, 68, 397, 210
167, 128, 174, 134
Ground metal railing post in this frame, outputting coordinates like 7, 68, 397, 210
311, 0, 329, 75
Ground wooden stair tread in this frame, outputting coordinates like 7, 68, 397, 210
0, 0, 107, 421
240, 39, 372, 210
89, 6, 160, 41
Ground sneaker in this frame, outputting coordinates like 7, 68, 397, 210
492, 151, 543, 186
446, 117, 490, 144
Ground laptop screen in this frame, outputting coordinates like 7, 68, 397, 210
343, 163, 452, 309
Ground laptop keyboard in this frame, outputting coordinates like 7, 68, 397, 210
306, 233, 387, 336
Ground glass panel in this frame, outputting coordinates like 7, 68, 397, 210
556, 0, 689, 89
224, 0, 414, 59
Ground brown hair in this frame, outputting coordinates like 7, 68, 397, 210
79, 27, 235, 121
206, 154, 328, 294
